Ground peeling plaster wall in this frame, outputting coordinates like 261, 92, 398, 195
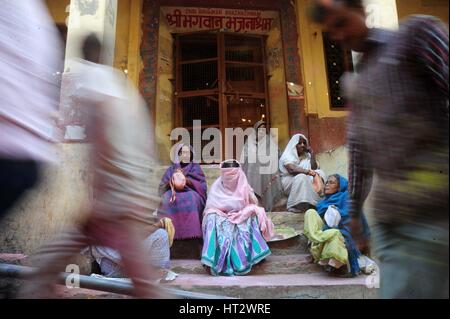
265, 13, 290, 151
155, 13, 175, 163
0, 144, 91, 254
114, 0, 132, 71
316, 145, 349, 179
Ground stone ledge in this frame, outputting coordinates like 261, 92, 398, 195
162, 273, 379, 299
171, 254, 319, 275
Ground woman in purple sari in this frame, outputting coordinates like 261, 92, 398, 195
158, 144, 207, 240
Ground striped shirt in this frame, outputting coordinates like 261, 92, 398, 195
344, 15, 449, 226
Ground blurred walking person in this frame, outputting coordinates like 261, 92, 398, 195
0, 0, 62, 220
310, 0, 449, 298
20, 34, 163, 298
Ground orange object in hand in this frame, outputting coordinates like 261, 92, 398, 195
169, 169, 186, 203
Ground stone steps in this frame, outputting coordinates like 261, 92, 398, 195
0, 251, 379, 299
47, 253, 378, 299
161, 272, 377, 299
50, 272, 378, 299
169, 211, 308, 260
171, 254, 319, 276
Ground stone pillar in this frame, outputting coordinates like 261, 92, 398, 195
60, 0, 118, 141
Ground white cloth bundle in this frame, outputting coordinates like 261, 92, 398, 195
324, 205, 342, 228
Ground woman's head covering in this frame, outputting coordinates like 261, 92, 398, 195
331, 174, 348, 193
279, 133, 311, 174
220, 160, 242, 191
254, 120, 265, 129
254, 120, 266, 130
204, 159, 274, 240
316, 174, 349, 217
205, 160, 257, 213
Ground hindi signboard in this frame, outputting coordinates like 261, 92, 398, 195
161, 7, 278, 34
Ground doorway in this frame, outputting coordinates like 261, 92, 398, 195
175, 32, 270, 161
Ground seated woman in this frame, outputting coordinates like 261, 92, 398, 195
279, 134, 326, 213
90, 218, 175, 278
158, 144, 207, 240
240, 120, 282, 212
201, 160, 274, 276
303, 174, 363, 277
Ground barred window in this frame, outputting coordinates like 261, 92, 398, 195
323, 33, 354, 108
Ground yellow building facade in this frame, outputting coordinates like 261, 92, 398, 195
44, 0, 448, 165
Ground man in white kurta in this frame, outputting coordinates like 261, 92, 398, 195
21, 35, 163, 298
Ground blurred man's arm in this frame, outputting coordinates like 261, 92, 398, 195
348, 136, 373, 220
347, 110, 373, 250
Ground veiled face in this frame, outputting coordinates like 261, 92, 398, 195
220, 163, 240, 191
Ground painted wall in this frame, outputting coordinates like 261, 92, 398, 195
152, 6, 291, 164
0, 145, 91, 254
295, 0, 347, 156
155, 12, 175, 163
295, 0, 399, 155
45, 0, 70, 24
0, 0, 124, 254
396, 0, 449, 25
114, 0, 131, 71
265, 13, 291, 152
316, 145, 349, 179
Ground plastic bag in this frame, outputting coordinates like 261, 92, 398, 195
324, 205, 341, 228
358, 255, 377, 274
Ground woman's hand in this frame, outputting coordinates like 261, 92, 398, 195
308, 170, 317, 177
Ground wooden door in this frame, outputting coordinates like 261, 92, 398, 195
175, 32, 270, 162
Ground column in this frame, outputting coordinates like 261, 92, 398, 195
60, 0, 118, 141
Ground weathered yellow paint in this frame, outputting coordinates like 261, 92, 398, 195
296, 0, 348, 119
396, 0, 448, 25
113, 0, 131, 71
45, 0, 70, 25
155, 12, 175, 163
127, 0, 144, 87
266, 14, 290, 149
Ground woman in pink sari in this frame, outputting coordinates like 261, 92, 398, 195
201, 160, 274, 276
